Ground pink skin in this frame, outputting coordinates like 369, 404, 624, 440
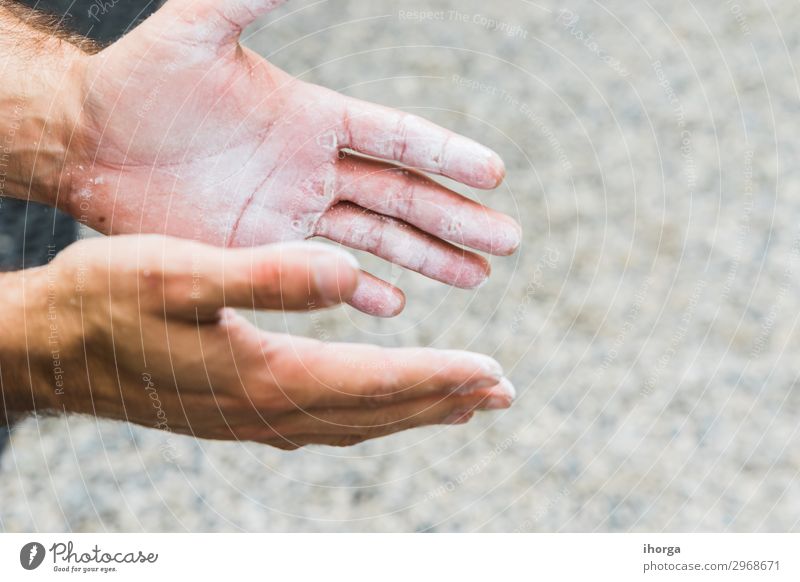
64, 0, 521, 317
0, 235, 517, 448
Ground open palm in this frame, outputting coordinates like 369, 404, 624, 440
66, 0, 521, 316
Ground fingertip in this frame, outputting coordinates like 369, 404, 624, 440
458, 378, 516, 411
384, 287, 407, 316
453, 352, 504, 391
493, 377, 516, 402
469, 146, 505, 189
349, 279, 406, 317
370, 286, 406, 318
492, 218, 523, 256
449, 139, 507, 189
481, 394, 514, 410
486, 149, 507, 189
452, 254, 491, 289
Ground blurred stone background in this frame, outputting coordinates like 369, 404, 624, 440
3, 0, 800, 531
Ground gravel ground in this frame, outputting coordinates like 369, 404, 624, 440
3, 0, 800, 532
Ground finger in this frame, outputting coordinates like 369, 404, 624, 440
165, 241, 359, 319
339, 97, 506, 189
315, 202, 491, 290
260, 334, 514, 410
337, 157, 521, 255
347, 271, 406, 318
261, 412, 477, 448
261, 382, 514, 438
161, 0, 287, 42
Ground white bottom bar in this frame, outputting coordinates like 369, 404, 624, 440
1, 534, 797, 581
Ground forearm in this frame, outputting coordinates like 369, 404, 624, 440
0, 1, 91, 206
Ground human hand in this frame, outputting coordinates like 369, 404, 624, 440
0, 236, 514, 447
61, 0, 521, 317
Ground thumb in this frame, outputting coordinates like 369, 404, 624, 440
168, 241, 360, 320
159, 0, 288, 43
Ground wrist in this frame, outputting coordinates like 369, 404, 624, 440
0, 11, 89, 207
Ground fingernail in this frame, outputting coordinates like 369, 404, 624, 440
470, 143, 505, 189
486, 150, 506, 188
457, 376, 499, 395
313, 249, 359, 304
496, 377, 516, 400
474, 353, 504, 378
456, 355, 504, 394
455, 255, 492, 290
496, 220, 522, 255
481, 395, 512, 410
479, 378, 517, 410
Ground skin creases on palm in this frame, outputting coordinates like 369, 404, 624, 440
66, 0, 522, 317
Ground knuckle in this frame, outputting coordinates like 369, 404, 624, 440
396, 171, 418, 216
392, 114, 410, 161
157, 241, 219, 310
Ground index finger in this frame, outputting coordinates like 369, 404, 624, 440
260, 335, 514, 410
339, 97, 506, 190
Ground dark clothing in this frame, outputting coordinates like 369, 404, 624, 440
0, 199, 77, 271
0, 0, 161, 453
32, 0, 161, 44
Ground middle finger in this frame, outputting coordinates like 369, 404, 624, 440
336, 156, 521, 256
